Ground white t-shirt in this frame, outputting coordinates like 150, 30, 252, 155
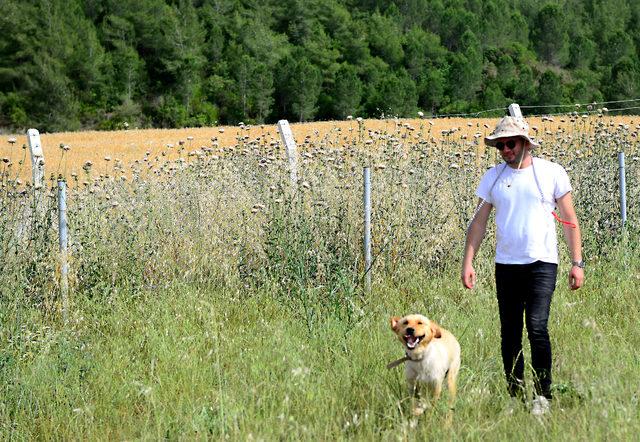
476, 157, 572, 264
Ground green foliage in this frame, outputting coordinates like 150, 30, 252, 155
532, 3, 570, 66
278, 55, 323, 122
330, 63, 363, 118
537, 70, 566, 110
365, 68, 418, 117
1, 0, 640, 131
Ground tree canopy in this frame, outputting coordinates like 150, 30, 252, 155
1, 0, 639, 131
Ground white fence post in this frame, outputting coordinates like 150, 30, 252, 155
27, 129, 45, 189
277, 120, 298, 187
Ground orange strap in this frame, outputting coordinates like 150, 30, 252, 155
552, 211, 577, 228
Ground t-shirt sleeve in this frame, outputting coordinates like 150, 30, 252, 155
553, 164, 572, 200
476, 166, 500, 204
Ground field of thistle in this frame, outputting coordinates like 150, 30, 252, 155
1, 116, 640, 440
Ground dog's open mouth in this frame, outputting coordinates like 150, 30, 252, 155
404, 334, 424, 350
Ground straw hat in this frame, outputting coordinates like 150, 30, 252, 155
484, 116, 540, 148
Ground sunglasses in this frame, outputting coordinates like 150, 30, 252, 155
495, 139, 517, 151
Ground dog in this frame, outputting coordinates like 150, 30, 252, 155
390, 314, 461, 415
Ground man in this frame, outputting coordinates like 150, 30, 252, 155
461, 116, 584, 416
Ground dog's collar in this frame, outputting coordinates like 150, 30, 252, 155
386, 352, 422, 369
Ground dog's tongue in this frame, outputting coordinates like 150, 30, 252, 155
405, 335, 419, 348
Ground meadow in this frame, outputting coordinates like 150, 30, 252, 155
1, 115, 639, 440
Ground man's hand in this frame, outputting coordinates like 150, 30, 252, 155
569, 266, 584, 290
461, 198, 492, 290
461, 263, 476, 289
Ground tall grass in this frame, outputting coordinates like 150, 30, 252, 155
1, 116, 639, 439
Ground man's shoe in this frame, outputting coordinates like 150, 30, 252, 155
531, 395, 550, 416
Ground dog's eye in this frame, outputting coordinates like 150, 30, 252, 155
417, 321, 423, 325
402, 320, 408, 325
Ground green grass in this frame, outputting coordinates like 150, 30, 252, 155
2, 249, 639, 440
2, 119, 639, 439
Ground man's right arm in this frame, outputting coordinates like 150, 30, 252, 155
461, 199, 492, 289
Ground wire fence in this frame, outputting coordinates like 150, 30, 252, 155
1, 115, 639, 317
427, 98, 640, 119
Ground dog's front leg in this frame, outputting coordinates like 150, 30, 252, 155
430, 379, 443, 402
407, 379, 426, 416
407, 377, 419, 397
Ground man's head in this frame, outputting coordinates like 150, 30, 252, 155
493, 136, 528, 166
485, 116, 539, 166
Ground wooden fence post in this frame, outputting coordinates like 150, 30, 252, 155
508, 103, 522, 119
277, 120, 298, 187
27, 129, 45, 189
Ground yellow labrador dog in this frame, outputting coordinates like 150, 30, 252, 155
390, 314, 461, 415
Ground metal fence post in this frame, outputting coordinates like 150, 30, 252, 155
618, 152, 627, 227
58, 180, 69, 323
363, 167, 372, 294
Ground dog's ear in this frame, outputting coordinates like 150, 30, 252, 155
430, 321, 442, 339
390, 316, 401, 331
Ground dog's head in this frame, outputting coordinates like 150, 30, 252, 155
390, 314, 442, 356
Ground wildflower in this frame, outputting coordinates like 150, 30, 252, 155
418, 111, 424, 118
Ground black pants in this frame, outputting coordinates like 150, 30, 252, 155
495, 261, 557, 400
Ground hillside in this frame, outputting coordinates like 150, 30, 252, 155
1, 0, 639, 132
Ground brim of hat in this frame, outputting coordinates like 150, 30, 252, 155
484, 133, 540, 148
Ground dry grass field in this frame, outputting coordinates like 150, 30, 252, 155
2, 115, 638, 186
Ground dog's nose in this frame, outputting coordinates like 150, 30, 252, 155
406, 327, 414, 335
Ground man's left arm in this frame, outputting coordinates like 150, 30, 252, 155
556, 191, 584, 290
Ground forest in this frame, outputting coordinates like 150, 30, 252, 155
0, 0, 639, 132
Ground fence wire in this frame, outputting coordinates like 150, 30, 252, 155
1, 120, 639, 309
